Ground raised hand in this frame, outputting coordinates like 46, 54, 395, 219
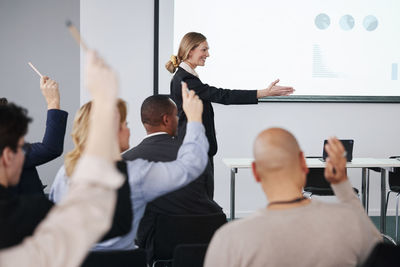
84, 50, 118, 102
181, 81, 203, 123
83, 50, 120, 161
258, 79, 294, 98
324, 137, 348, 184
40, 76, 60, 109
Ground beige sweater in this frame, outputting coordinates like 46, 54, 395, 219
204, 180, 382, 267
0, 156, 123, 267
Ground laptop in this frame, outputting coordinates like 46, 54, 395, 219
321, 139, 354, 162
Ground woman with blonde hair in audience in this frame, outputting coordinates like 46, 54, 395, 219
61, 99, 130, 179
49, 99, 133, 249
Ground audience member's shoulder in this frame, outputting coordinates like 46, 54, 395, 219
215, 209, 267, 236
318, 200, 359, 214
121, 148, 135, 161
314, 200, 367, 227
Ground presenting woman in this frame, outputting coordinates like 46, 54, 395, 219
167, 32, 294, 198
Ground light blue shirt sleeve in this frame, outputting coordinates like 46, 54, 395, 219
127, 121, 209, 203
49, 165, 69, 203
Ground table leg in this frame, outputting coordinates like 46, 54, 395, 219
230, 168, 237, 221
366, 169, 370, 213
380, 169, 387, 234
362, 168, 367, 209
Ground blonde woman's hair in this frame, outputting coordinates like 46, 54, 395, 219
165, 32, 207, 73
64, 99, 127, 176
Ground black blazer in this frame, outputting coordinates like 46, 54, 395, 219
0, 161, 132, 249
170, 67, 258, 156
122, 134, 223, 252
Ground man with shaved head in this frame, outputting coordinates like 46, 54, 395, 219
204, 128, 382, 267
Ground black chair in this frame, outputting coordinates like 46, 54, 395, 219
369, 156, 400, 243
172, 244, 208, 267
304, 168, 334, 197
152, 213, 227, 267
81, 249, 147, 267
304, 157, 359, 197
304, 168, 359, 197
362, 242, 400, 267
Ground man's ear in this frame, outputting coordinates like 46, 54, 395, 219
162, 114, 169, 126
1, 147, 14, 167
252, 161, 262, 183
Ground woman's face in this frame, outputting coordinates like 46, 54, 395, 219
187, 41, 209, 68
118, 121, 130, 152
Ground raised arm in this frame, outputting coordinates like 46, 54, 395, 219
130, 82, 209, 202
324, 137, 382, 262
324, 137, 362, 207
23, 76, 68, 168
0, 51, 123, 267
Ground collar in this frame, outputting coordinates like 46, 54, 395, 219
143, 132, 169, 140
179, 61, 199, 78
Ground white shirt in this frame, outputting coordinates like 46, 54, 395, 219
179, 61, 199, 78
142, 131, 169, 140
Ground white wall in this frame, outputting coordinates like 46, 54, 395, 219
81, 1, 400, 217
0, 0, 80, 191
80, 0, 154, 147
213, 102, 400, 217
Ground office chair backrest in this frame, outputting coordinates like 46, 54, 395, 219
305, 168, 331, 189
172, 244, 208, 267
153, 213, 227, 260
80, 249, 147, 267
361, 242, 400, 267
388, 156, 400, 190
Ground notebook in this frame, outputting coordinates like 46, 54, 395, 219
321, 139, 354, 162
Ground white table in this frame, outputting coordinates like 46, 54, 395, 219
223, 157, 400, 234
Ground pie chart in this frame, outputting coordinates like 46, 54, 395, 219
363, 15, 378, 31
339, 15, 355, 31
315, 13, 330, 30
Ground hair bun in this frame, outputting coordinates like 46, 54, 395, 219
170, 55, 179, 68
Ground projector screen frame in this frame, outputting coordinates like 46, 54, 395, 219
154, 0, 400, 104
259, 95, 400, 103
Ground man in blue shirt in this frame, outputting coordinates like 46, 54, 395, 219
123, 95, 223, 260
49, 82, 210, 251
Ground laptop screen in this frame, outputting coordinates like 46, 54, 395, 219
322, 139, 354, 162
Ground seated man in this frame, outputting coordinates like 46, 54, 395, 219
204, 128, 382, 267
0, 50, 127, 267
123, 95, 224, 259
44, 84, 208, 251
2, 75, 68, 196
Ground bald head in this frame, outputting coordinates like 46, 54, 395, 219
253, 128, 302, 176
